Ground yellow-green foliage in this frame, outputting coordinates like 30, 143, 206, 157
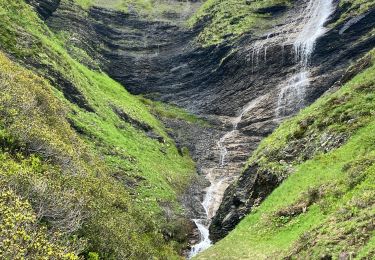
0, 51, 87, 173
0, 188, 78, 259
0, 0, 195, 202
188, 0, 291, 46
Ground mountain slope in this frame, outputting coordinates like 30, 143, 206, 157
197, 50, 375, 259
0, 0, 200, 258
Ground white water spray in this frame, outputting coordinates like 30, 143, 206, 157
294, 0, 335, 67
189, 170, 227, 258
277, 0, 334, 117
189, 96, 264, 258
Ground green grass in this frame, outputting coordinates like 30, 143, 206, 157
199, 138, 374, 258
196, 50, 375, 259
188, 0, 292, 46
67, 62, 196, 209
74, 0, 198, 20
2, 0, 374, 258
189, 0, 375, 46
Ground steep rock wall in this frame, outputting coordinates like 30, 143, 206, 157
26, 0, 60, 19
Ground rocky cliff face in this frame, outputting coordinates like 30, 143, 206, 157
28, 0, 375, 247
27, 0, 60, 19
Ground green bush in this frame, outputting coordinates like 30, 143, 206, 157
87, 252, 99, 260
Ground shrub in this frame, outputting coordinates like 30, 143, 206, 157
0, 188, 79, 259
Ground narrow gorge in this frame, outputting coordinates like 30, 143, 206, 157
0, 0, 374, 259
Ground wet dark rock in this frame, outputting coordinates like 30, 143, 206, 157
181, 219, 202, 256
180, 176, 208, 219
161, 118, 221, 164
209, 164, 281, 242
27, 0, 60, 19
310, 7, 375, 104
255, 4, 288, 15
210, 125, 350, 241
45, 2, 298, 117
163, 117, 221, 218
209, 4, 375, 243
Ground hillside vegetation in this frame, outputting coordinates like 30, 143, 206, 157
0, 0, 199, 258
188, 0, 292, 46
336, 0, 375, 25
75, 0, 198, 20
197, 50, 375, 259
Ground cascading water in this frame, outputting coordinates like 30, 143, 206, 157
277, 0, 334, 117
188, 170, 219, 258
276, 71, 309, 117
189, 0, 334, 258
189, 96, 265, 258
218, 95, 267, 167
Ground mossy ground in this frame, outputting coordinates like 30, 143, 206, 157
196, 50, 375, 259
188, 0, 291, 46
75, 0, 198, 21
189, 0, 375, 46
334, 0, 375, 26
139, 97, 209, 127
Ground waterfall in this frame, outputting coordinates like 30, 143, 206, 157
218, 95, 266, 167
276, 71, 309, 117
188, 170, 223, 258
277, 0, 334, 117
189, 96, 264, 258
189, 0, 334, 258
189, 219, 211, 257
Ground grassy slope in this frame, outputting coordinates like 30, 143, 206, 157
197, 51, 375, 259
0, 0, 198, 258
139, 97, 209, 127
188, 0, 291, 46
